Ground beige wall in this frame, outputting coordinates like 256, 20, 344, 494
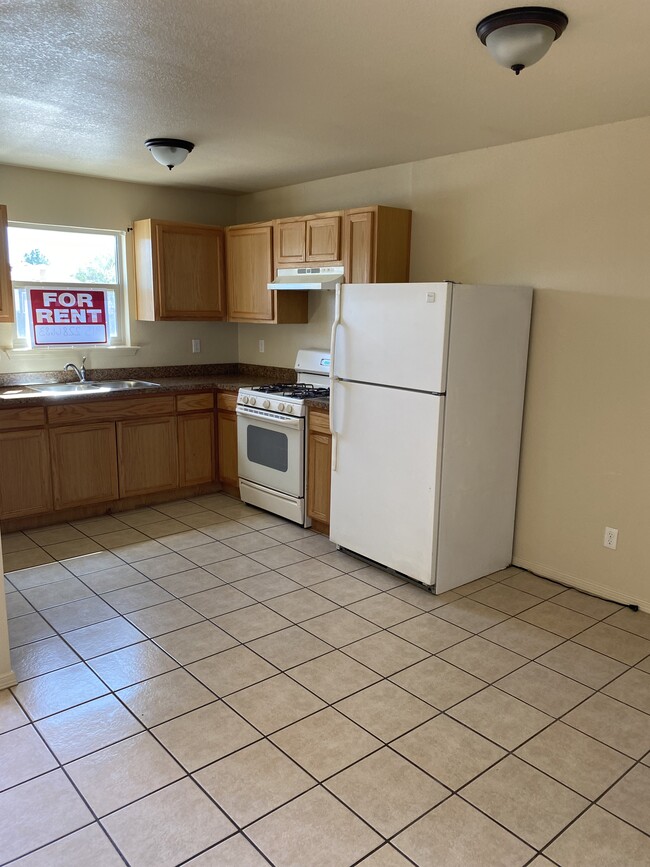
235, 116, 650, 611
0, 165, 239, 371
2, 119, 648, 610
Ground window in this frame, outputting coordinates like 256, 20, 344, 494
8, 223, 129, 349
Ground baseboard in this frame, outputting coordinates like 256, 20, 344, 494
513, 557, 649, 614
0, 670, 17, 690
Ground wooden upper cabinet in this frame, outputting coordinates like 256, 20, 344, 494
0, 204, 15, 324
306, 216, 341, 262
274, 212, 342, 268
344, 210, 375, 283
226, 222, 308, 324
275, 219, 306, 264
344, 206, 412, 284
226, 223, 274, 322
133, 219, 226, 321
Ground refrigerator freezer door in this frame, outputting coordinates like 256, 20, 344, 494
329, 380, 444, 585
333, 282, 452, 393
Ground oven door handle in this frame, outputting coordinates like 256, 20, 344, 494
236, 406, 303, 430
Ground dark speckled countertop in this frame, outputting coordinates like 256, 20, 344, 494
0, 364, 330, 412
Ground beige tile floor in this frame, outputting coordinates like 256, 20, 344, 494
1, 494, 650, 866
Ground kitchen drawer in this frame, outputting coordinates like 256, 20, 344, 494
47, 395, 176, 424
0, 406, 46, 430
308, 407, 330, 434
217, 391, 238, 412
176, 392, 214, 413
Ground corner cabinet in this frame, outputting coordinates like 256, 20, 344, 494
133, 219, 226, 321
226, 223, 308, 324
307, 408, 332, 532
0, 204, 15, 323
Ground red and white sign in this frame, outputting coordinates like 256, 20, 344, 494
29, 290, 108, 345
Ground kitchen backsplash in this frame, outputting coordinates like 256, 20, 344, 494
0, 363, 297, 387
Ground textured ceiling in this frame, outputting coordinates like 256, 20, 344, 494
1, 0, 650, 194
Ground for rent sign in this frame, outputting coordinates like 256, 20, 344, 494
29, 290, 108, 345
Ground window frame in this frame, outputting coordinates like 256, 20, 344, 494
8, 221, 130, 351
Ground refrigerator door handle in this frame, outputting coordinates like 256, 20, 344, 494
329, 282, 341, 470
329, 283, 342, 410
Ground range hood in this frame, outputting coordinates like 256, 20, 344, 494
268, 266, 344, 291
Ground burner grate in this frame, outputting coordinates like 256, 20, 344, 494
251, 383, 330, 399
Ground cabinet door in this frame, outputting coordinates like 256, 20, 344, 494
155, 223, 226, 320
50, 423, 119, 509
117, 416, 178, 497
0, 204, 15, 324
344, 210, 375, 283
0, 429, 52, 518
217, 410, 239, 487
307, 430, 332, 525
275, 219, 306, 263
178, 412, 215, 487
226, 224, 274, 322
306, 216, 341, 262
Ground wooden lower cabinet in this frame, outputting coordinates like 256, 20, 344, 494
0, 428, 52, 518
217, 392, 239, 488
117, 416, 179, 497
178, 411, 215, 486
50, 423, 119, 509
307, 409, 332, 527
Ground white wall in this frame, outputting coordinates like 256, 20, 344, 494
0, 166, 239, 371
234, 116, 650, 611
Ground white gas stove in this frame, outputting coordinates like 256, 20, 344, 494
236, 350, 330, 526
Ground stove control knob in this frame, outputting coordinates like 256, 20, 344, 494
263, 400, 270, 409
286, 405, 293, 414
242, 396, 249, 404
278, 402, 285, 412
249, 397, 256, 406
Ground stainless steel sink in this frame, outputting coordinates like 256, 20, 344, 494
97, 380, 162, 391
26, 382, 111, 395
0, 379, 162, 399
26, 380, 161, 396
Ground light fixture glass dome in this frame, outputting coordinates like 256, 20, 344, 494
145, 138, 194, 171
485, 22, 556, 70
476, 7, 568, 75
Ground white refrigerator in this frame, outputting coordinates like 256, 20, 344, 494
329, 282, 533, 593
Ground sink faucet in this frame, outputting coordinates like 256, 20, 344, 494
64, 356, 87, 382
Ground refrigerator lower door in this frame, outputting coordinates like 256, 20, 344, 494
330, 380, 444, 586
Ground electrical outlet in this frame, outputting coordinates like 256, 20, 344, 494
191, 339, 201, 353
603, 527, 618, 550
258, 339, 265, 353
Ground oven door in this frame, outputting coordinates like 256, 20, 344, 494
237, 406, 304, 497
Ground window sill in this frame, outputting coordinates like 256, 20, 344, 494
2, 346, 141, 360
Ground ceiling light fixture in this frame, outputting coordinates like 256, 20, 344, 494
476, 6, 568, 75
145, 138, 194, 171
